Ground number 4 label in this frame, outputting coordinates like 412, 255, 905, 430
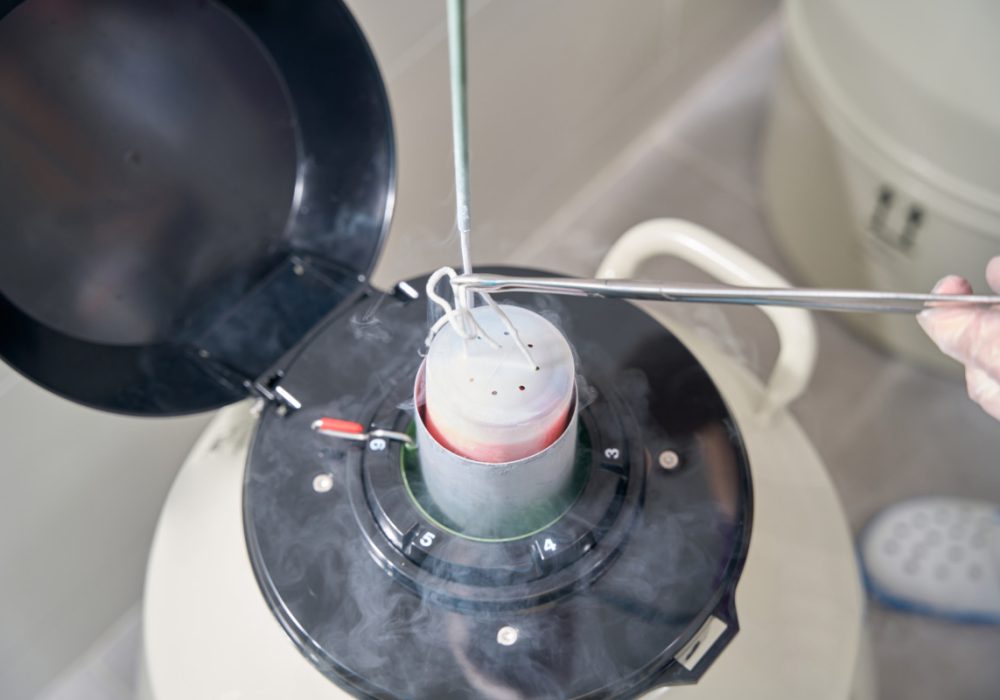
543, 538, 557, 552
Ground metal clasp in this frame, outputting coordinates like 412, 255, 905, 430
311, 417, 414, 446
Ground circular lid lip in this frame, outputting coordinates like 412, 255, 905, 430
244, 267, 753, 698
0, 0, 396, 416
785, 0, 1000, 217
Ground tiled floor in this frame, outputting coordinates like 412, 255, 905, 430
38, 17, 1000, 700
37, 607, 140, 700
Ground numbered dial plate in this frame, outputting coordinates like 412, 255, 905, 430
354, 371, 638, 605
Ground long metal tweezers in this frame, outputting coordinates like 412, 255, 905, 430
452, 273, 1000, 314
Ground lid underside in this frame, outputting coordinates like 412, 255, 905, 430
0, 0, 394, 414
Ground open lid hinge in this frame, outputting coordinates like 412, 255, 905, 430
250, 372, 302, 415
192, 349, 301, 415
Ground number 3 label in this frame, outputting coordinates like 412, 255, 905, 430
604, 447, 620, 460
369, 438, 387, 452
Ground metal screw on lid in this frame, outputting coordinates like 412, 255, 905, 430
312, 473, 334, 493
496, 626, 519, 646
658, 450, 680, 470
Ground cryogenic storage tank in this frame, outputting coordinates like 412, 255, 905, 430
762, 0, 1000, 372
0, 1, 873, 698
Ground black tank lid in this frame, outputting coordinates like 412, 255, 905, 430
0, 0, 394, 415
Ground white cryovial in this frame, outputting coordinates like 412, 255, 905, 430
415, 303, 579, 537
423, 304, 575, 463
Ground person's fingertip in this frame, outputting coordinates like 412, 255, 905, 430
986, 257, 1000, 294
966, 365, 1000, 412
916, 304, 953, 342
976, 391, 1000, 422
932, 275, 972, 295
983, 398, 1000, 422
916, 310, 933, 332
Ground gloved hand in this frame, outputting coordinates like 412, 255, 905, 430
918, 256, 1000, 420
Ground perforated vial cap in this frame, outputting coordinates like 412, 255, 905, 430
424, 305, 575, 463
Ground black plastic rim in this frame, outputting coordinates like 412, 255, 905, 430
244, 268, 753, 699
0, 0, 394, 415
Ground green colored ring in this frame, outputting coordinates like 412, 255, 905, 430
398, 422, 588, 543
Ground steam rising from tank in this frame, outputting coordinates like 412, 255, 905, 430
243, 282, 750, 699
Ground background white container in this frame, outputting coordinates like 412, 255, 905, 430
762, 0, 1000, 373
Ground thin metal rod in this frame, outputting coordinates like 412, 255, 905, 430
447, 0, 473, 275
453, 273, 1000, 314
